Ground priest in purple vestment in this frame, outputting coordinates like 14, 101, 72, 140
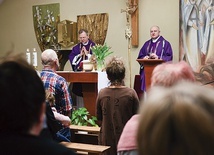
137, 25, 173, 92
69, 29, 95, 71
68, 29, 95, 104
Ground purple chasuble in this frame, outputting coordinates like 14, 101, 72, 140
68, 39, 95, 96
69, 39, 95, 71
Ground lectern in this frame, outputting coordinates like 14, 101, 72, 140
136, 59, 164, 90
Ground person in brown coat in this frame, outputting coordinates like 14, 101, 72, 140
96, 56, 139, 155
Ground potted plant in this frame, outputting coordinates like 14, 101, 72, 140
71, 107, 98, 127
90, 43, 114, 71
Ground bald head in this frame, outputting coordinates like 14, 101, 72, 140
41, 49, 59, 69
150, 25, 160, 31
150, 26, 160, 39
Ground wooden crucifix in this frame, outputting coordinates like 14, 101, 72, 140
129, 0, 139, 47
121, 0, 139, 47
121, 0, 139, 87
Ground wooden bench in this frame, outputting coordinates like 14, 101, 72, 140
69, 125, 100, 144
69, 125, 100, 134
61, 142, 110, 155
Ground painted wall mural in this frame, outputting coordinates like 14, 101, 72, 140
180, 0, 214, 86
180, 0, 214, 71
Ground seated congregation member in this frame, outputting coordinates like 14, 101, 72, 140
117, 61, 195, 155
137, 82, 214, 155
96, 56, 139, 155
40, 97, 63, 141
45, 90, 71, 142
40, 49, 72, 116
151, 60, 195, 87
0, 53, 76, 155
46, 90, 71, 127
117, 114, 139, 155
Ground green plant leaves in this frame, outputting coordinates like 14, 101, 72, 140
91, 43, 114, 61
71, 107, 98, 127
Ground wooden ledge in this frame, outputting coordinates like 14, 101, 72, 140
69, 125, 100, 134
61, 142, 110, 154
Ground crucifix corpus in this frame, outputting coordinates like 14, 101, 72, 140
121, 0, 138, 87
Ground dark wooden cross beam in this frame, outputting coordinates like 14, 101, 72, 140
129, 0, 139, 47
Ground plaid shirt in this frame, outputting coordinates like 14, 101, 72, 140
40, 69, 72, 115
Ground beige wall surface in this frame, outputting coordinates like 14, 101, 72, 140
0, 0, 179, 87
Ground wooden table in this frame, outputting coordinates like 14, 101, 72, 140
57, 71, 98, 116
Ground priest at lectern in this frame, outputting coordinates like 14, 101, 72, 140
137, 25, 173, 92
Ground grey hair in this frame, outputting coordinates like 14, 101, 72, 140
41, 49, 58, 66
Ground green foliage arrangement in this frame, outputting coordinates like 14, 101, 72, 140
90, 43, 114, 62
90, 43, 113, 71
71, 107, 98, 127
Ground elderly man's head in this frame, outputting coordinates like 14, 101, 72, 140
150, 26, 160, 39
41, 49, 59, 70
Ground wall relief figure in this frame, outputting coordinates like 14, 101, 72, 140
77, 13, 109, 45
58, 20, 77, 48
32, 3, 60, 51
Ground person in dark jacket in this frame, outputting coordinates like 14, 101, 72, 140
0, 53, 76, 155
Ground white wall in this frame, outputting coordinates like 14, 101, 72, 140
0, 0, 179, 87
